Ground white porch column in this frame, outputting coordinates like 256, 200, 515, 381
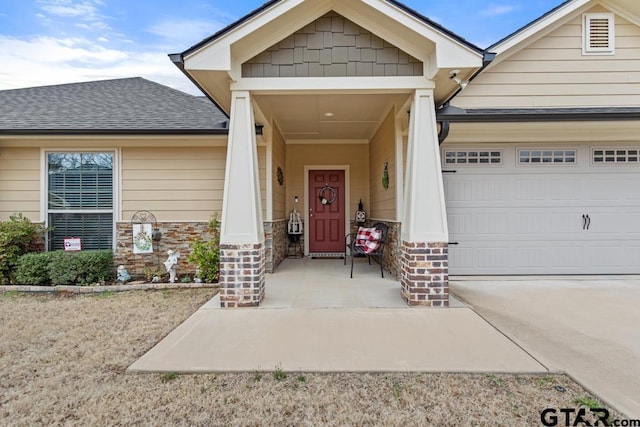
219, 90, 265, 308
400, 89, 449, 307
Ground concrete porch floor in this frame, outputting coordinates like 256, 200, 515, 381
128, 258, 545, 373
207, 257, 463, 309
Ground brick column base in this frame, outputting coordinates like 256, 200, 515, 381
219, 243, 265, 308
400, 241, 449, 307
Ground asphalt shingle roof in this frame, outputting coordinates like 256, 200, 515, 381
0, 77, 229, 134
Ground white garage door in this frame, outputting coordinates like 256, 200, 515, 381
443, 145, 640, 275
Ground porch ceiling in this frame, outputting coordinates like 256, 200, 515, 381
254, 93, 410, 141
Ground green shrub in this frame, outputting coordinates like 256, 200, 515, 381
14, 252, 59, 286
0, 214, 46, 284
188, 216, 220, 283
48, 250, 114, 286
14, 250, 114, 286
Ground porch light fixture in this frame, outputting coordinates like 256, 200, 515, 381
449, 70, 469, 90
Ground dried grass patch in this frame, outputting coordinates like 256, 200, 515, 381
0, 290, 619, 426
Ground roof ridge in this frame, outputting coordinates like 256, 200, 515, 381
0, 77, 146, 93
134, 77, 204, 100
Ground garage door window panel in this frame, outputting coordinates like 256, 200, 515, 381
593, 148, 640, 164
444, 150, 502, 165
518, 149, 576, 165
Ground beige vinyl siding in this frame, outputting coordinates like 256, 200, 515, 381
122, 147, 225, 221
271, 126, 286, 219
454, 6, 640, 108
369, 110, 396, 220
446, 120, 640, 145
0, 147, 40, 221
286, 143, 369, 219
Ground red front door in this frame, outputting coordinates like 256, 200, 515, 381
309, 170, 345, 254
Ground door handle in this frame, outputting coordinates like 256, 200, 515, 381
582, 214, 586, 230
586, 214, 591, 230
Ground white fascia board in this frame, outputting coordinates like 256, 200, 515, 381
183, 0, 309, 71
490, 0, 592, 55
231, 2, 330, 65
286, 139, 369, 145
434, 46, 483, 69
0, 135, 227, 147
184, 43, 231, 71
357, 0, 483, 66
231, 76, 435, 93
601, 0, 640, 27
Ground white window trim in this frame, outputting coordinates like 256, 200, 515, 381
516, 148, 579, 166
583, 13, 615, 56
41, 149, 119, 251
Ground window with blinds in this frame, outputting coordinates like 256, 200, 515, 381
583, 13, 615, 55
47, 152, 114, 250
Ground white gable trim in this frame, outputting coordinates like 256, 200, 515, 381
184, 0, 312, 70
181, 0, 483, 112
601, 0, 640, 26
184, 0, 483, 74
339, 0, 482, 69
490, 0, 592, 55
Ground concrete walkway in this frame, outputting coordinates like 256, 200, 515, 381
451, 277, 640, 418
128, 259, 545, 374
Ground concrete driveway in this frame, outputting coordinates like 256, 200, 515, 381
451, 277, 640, 418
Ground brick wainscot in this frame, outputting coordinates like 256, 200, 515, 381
400, 241, 449, 307
218, 243, 265, 308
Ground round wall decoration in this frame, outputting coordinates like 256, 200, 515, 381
277, 166, 284, 186
318, 184, 337, 205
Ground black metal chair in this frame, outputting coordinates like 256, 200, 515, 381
344, 222, 388, 278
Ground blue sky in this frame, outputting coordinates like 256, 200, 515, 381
0, 0, 565, 94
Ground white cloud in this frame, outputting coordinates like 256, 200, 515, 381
480, 4, 520, 17
0, 3, 229, 96
38, 0, 99, 18
0, 35, 200, 95
12, 36, 127, 62
145, 19, 225, 50
37, 0, 111, 30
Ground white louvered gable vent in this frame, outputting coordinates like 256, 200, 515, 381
583, 13, 615, 55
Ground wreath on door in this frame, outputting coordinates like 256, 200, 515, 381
318, 184, 337, 205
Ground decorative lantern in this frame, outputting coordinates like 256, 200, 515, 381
288, 196, 303, 242
356, 199, 366, 223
